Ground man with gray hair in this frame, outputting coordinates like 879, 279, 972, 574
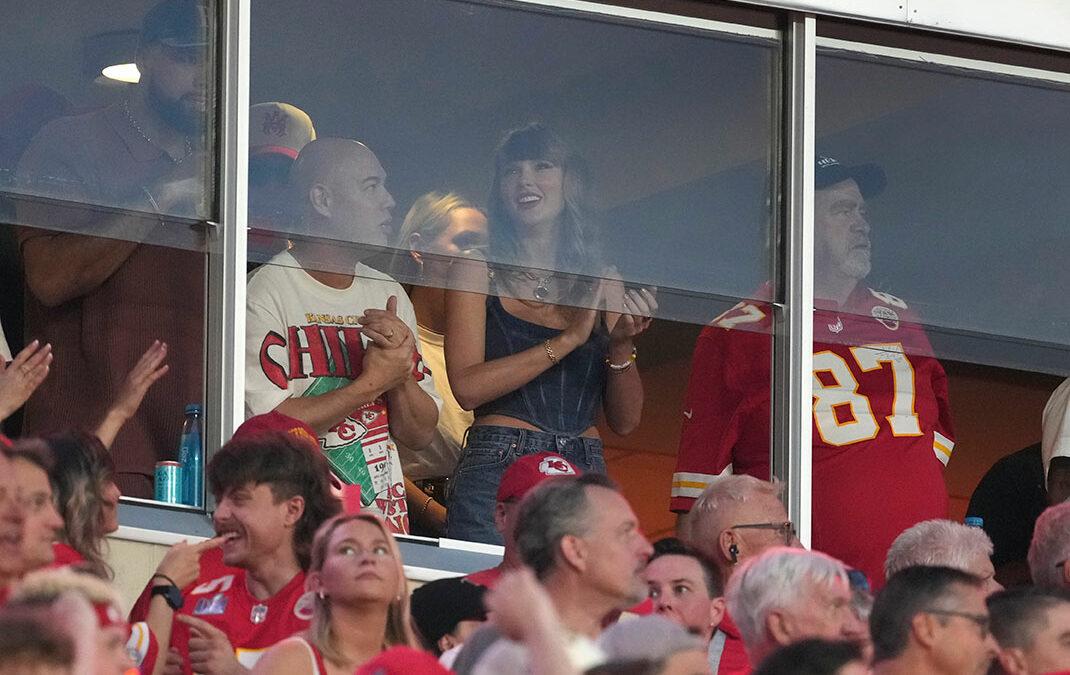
988, 587, 1070, 675
725, 546, 866, 665
453, 473, 653, 674
1028, 501, 1070, 589
682, 474, 799, 674
885, 519, 1002, 595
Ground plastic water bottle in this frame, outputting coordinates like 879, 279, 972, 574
178, 404, 203, 508
964, 516, 984, 528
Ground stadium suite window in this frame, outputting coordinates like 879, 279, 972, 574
245, 0, 780, 543
810, 43, 1070, 586
0, 0, 216, 504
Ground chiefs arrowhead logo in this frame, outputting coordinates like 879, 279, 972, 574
871, 306, 900, 331
539, 457, 577, 477
323, 416, 367, 449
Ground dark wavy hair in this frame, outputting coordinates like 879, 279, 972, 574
487, 123, 602, 283
43, 432, 116, 579
208, 431, 341, 570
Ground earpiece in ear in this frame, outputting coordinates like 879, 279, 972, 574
729, 544, 739, 563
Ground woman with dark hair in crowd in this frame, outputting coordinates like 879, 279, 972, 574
443, 122, 656, 542
252, 513, 416, 675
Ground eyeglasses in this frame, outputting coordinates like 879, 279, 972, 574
923, 608, 990, 638
731, 521, 797, 546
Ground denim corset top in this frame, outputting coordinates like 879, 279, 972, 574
474, 296, 609, 436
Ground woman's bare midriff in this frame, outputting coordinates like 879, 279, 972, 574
472, 414, 601, 440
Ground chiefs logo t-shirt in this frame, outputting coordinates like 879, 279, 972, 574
246, 251, 442, 534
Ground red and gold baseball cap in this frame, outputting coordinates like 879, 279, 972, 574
232, 411, 318, 449
496, 452, 580, 503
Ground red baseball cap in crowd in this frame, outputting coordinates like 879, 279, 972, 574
233, 412, 363, 513
496, 451, 580, 503
232, 411, 318, 449
355, 646, 451, 675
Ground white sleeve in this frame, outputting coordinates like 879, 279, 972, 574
0, 321, 10, 362
395, 290, 443, 413
244, 293, 293, 418
1043, 378, 1070, 478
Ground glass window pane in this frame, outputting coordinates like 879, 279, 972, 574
247, 0, 778, 541
814, 46, 1070, 586
0, 0, 215, 502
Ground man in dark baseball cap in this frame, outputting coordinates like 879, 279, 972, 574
140, 0, 208, 49
410, 577, 488, 661
815, 155, 886, 197
465, 452, 579, 588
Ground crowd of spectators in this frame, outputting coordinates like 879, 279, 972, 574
4, 418, 1070, 674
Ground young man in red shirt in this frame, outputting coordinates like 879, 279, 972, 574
132, 422, 340, 674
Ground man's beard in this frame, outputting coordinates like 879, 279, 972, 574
145, 78, 204, 135
842, 249, 871, 280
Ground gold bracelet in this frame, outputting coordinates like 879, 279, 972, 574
544, 339, 560, 365
606, 346, 638, 373
418, 495, 434, 520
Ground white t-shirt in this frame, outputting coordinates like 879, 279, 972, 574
1043, 378, 1070, 478
0, 321, 10, 362
246, 251, 441, 533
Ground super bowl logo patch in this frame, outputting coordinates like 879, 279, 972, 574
293, 591, 316, 621
871, 305, 900, 331
193, 593, 228, 616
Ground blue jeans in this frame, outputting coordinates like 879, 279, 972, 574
445, 425, 607, 544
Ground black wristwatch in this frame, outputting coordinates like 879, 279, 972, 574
151, 583, 184, 611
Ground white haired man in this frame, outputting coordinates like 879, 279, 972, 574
1028, 501, 1070, 589
885, 519, 1002, 595
682, 475, 799, 674
725, 547, 866, 665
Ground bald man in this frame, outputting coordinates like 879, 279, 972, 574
245, 138, 440, 534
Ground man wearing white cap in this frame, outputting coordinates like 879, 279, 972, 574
247, 101, 316, 255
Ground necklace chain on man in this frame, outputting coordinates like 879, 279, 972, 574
122, 98, 193, 164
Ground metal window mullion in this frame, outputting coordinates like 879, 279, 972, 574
205, 0, 249, 509
773, 13, 815, 548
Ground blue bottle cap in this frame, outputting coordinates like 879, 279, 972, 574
184, 403, 202, 415
964, 516, 984, 528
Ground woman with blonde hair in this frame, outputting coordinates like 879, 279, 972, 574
253, 513, 416, 675
393, 192, 488, 535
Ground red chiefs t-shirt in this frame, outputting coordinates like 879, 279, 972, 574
130, 548, 312, 673
672, 285, 953, 586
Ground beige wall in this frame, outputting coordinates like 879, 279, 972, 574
105, 536, 169, 611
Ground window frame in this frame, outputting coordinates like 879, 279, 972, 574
108, 0, 1070, 576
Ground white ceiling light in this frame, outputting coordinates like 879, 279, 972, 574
101, 63, 140, 83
